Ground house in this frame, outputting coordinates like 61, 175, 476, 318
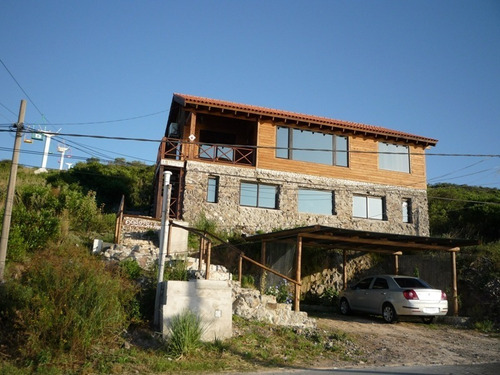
153, 93, 438, 237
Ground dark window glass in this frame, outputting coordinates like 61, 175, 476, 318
372, 278, 389, 289
355, 277, 373, 290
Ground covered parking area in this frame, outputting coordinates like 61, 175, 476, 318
244, 225, 478, 316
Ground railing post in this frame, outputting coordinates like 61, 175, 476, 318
238, 253, 243, 283
205, 240, 211, 280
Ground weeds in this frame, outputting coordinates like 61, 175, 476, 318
166, 310, 204, 357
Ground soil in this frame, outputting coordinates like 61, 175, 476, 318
310, 311, 500, 369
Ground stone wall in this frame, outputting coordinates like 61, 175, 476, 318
232, 282, 316, 329
181, 161, 430, 236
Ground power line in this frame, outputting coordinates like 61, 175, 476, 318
0, 58, 46, 119
2, 128, 500, 159
41, 109, 169, 126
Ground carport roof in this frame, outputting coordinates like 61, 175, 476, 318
244, 225, 479, 254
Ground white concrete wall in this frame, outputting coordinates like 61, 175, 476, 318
161, 280, 232, 341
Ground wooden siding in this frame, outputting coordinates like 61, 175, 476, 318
256, 120, 428, 190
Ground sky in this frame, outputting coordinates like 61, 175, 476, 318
1, 0, 499, 188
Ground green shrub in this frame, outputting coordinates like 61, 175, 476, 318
167, 310, 204, 357
320, 287, 339, 306
165, 259, 188, 281
265, 281, 292, 304
0, 247, 136, 363
241, 274, 255, 289
120, 258, 143, 280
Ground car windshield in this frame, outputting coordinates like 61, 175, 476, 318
394, 277, 430, 289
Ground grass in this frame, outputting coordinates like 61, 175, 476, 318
0, 315, 359, 374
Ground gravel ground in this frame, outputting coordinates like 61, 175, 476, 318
310, 311, 499, 368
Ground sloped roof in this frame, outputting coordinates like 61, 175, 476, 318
172, 93, 438, 146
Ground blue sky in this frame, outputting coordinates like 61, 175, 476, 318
1, 0, 499, 188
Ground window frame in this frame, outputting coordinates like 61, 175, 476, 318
402, 198, 412, 223
239, 181, 279, 209
378, 142, 410, 173
353, 195, 387, 221
207, 176, 219, 203
276, 126, 349, 167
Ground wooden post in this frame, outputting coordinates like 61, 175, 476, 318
205, 240, 211, 280
294, 236, 303, 312
188, 112, 197, 158
394, 254, 399, 275
343, 250, 347, 290
238, 253, 243, 283
0, 100, 26, 282
260, 241, 267, 291
198, 236, 205, 272
451, 250, 458, 316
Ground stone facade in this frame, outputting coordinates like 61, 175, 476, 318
181, 161, 430, 236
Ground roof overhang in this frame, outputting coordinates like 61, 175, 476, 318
244, 225, 478, 254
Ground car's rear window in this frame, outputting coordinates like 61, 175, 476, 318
394, 277, 430, 288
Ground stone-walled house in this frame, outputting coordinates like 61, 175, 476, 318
153, 93, 437, 236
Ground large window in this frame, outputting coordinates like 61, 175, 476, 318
353, 195, 386, 220
207, 176, 219, 203
276, 127, 348, 166
379, 142, 410, 173
298, 189, 335, 215
240, 182, 278, 209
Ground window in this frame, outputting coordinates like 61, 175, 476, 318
276, 127, 348, 166
207, 176, 219, 203
240, 182, 278, 209
353, 195, 386, 220
379, 142, 410, 173
298, 189, 335, 215
354, 277, 373, 290
372, 278, 389, 289
402, 198, 412, 223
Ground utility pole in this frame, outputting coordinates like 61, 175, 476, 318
0, 100, 26, 282
154, 171, 172, 329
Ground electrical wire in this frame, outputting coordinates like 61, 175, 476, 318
0, 58, 46, 120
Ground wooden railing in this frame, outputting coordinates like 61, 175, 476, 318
198, 144, 256, 165
157, 137, 256, 166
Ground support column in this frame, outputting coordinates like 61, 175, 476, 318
260, 241, 267, 291
451, 250, 458, 316
342, 250, 347, 290
294, 236, 303, 312
394, 254, 399, 275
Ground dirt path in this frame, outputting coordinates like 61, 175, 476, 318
311, 312, 499, 368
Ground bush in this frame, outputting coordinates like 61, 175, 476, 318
265, 281, 293, 304
167, 310, 204, 357
0, 247, 136, 363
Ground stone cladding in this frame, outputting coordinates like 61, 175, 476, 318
181, 161, 430, 236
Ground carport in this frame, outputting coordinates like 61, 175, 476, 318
244, 225, 478, 316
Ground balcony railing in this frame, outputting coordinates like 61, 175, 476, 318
158, 137, 256, 166
198, 144, 255, 165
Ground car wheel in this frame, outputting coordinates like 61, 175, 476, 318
421, 316, 435, 324
340, 298, 351, 315
382, 303, 398, 323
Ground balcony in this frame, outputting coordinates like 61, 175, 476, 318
157, 137, 256, 166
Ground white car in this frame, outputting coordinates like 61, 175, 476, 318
339, 275, 448, 323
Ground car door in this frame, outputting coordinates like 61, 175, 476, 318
349, 277, 374, 312
365, 277, 390, 314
